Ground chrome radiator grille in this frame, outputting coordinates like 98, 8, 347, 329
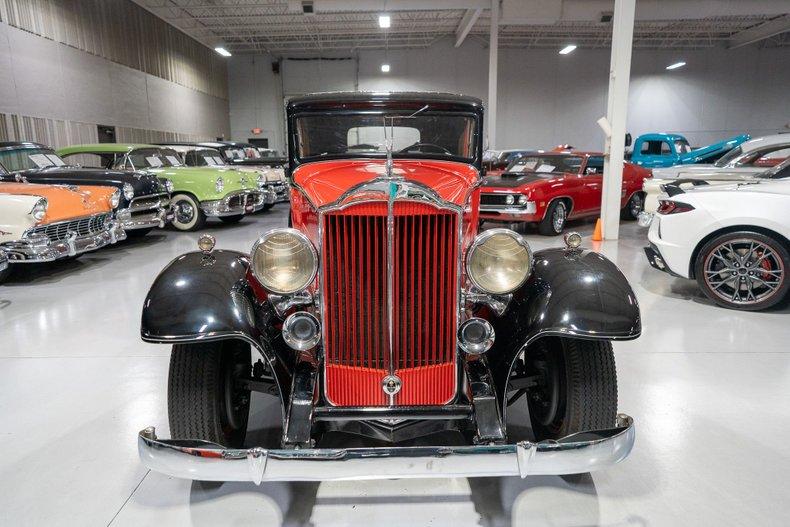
27, 213, 110, 243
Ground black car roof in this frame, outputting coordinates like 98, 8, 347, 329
286, 91, 483, 112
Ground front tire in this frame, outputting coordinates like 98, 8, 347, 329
620, 192, 644, 221
261, 203, 274, 212
538, 200, 567, 236
694, 231, 788, 311
0, 265, 12, 284
525, 337, 617, 440
171, 193, 206, 231
168, 341, 251, 447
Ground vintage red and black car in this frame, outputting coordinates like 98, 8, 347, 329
138, 92, 639, 484
479, 152, 651, 235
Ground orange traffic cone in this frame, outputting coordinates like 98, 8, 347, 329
592, 218, 603, 241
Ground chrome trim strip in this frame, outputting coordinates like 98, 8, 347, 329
478, 204, 537, 215
137, 414, 634, 483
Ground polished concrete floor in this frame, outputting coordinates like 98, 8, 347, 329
1, 207, 788, 526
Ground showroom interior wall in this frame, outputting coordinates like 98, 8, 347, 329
0, 0, 230, 148
229, 38, 790, 153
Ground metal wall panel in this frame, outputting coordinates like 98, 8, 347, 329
0, 0, 227, 100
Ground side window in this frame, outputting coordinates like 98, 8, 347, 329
585, 156, 604, 175
184, 151, 202, 166
640, 140, 666, 155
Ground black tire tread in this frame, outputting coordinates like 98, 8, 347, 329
538, 200, 566, 236
168, 342, 226, 445
561, 339, 618, 436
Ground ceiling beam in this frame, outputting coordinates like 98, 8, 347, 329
727, 15, 790, 48
455, 8, 482, 47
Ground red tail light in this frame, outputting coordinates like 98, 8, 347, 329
657, 200, 694, 215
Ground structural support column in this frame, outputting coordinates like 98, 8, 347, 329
487, 0, 499, 150
600, 0, 636, 240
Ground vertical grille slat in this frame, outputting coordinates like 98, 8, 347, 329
323, 202, 458, 407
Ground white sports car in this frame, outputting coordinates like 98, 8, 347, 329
642, 134, 790, 215
644, 177, 790, 311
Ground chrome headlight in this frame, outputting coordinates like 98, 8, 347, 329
162, 178, 174, 193
122, 183, 134, 200
109, 189, 121, 208
215, 176, 224, 193
257, 173, 266, 188
466, 229, 533, 294
30, 198, 48, 222
251, 228, 318, 294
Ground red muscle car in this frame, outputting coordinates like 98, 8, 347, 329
479, 152, 651, 235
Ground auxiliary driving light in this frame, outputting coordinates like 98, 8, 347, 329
458, 317, 495, 355
283, 312, 321, 350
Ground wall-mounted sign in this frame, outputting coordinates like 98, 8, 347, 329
251, 128, 263, 135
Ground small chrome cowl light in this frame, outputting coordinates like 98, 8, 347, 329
564, 231, 582, 249
458, 317, 495, 355
30, 197, 48, 222
122, 183, 135, 200
197, 234, 216, 254
162, 178, 174, 194
215, 176, 224, 193
283, 312, 321, 351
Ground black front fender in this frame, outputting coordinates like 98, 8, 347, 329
141, 250, 262, 345
488, 248, 641, 406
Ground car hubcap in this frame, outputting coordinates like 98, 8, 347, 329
703, 238, 785, 305
553, 204, 566, 232
176, 201, 194, 224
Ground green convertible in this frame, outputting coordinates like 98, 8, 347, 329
57, 144, 265, 231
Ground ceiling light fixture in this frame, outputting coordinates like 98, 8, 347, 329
381, 63, 390, 73
214, 47, 232, 57
379, 14, 391, 28
559, 44, 577, 55
666, 61, 686, 70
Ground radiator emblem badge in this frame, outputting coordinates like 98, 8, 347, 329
381, 374, 402, 396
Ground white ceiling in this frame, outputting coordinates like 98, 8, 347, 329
132, 0, 790, 55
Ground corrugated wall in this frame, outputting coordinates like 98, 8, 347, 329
0, 0, 227, 100
0, 113, 208, 149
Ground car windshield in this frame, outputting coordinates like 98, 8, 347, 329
506, 155, 583, 174
0, 147, 68, 172
714, 146, 743, 167
128, 148, 183, 169
675, 139, 692, 154
187, 148, 227, 167
294, 111, 478, 163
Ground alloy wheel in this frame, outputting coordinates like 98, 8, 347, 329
703, 238, 785, 306
630, 194, 643, 217
175, 201, 195, 224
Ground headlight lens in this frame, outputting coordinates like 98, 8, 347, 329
215, 176, 224, 193
518, 195, 528, 205
30, 198, 48, 222
163, 178, 174, 193
467, 229, 532, 294
110, 189, 121, 208
251, 228, 318, 294
122, 183, 134, 200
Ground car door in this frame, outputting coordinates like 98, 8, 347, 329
579, 156, 604, 214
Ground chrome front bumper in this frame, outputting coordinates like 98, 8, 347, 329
138, 414, 634, 484
201, 190, 264, 217
0, 251, 8, 272
118, 205, 175, 230
2, 221, 126, 263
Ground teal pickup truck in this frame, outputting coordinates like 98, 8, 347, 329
58, 144, 264, 231
628, 133, 750, 168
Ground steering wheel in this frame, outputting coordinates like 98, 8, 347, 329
399, 142, 453, 155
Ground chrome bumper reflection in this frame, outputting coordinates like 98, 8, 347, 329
3, 221, 126, 263
138, 414, 634, 484
201, 190, 264, 217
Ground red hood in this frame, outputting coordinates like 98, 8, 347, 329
292, 159, 480, 208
